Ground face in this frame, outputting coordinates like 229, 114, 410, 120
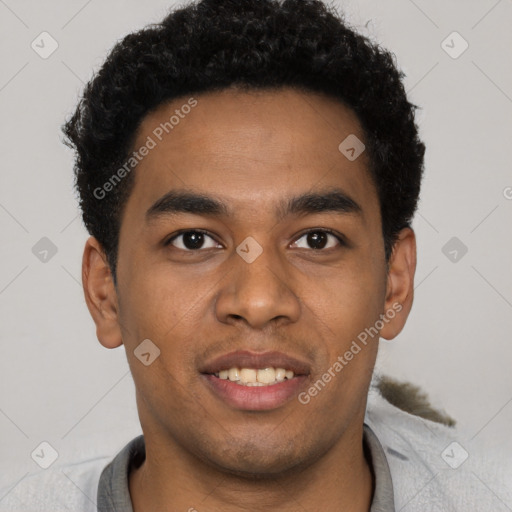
83, 87, 415, 477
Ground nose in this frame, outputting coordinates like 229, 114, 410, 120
215, 243, 301, 329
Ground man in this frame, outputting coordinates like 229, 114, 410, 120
0, 0, 508, 510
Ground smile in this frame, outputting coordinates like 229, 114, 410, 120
214, 367, 295, 386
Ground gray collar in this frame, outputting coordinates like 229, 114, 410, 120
97, 424, 394, 511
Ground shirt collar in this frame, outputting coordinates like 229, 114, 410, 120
97, 425, 394, 511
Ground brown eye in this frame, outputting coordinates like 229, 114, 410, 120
292, 230, 344, 250
166, 230, 221, 251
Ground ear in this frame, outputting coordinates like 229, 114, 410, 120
82, 236, 123, 349
380, 227, 417, 340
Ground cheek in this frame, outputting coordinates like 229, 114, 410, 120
307, 259, 386, 339
303, 267, 383, 406
118, 257, 198, 335
117, 260, 209, 379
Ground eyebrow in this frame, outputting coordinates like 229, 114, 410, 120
146, 191, 229, 222
278, 188, 362, 221
145, 188, 362, 223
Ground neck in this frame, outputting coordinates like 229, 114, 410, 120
129, 421, 374, 512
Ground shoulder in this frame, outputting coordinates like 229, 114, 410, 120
366, 379, 512, 511
0, 454, 111, 512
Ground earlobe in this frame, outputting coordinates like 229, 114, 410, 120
82, 236, 123, 349
380, 227, 417, 341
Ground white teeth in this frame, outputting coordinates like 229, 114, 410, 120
215, 367, 295, 386
240, 368, 257, 383
275, 368, 287, 382
228, 367, 240, 381
257, 367, 276, 384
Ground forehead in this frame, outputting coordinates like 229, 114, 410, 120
123, 88, 379, 225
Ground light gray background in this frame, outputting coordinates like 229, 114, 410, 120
1, 0, 511, 499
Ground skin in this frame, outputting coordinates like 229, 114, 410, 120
82, 87, 416, 512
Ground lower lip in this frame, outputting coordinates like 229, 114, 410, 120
202, 374, 308, 411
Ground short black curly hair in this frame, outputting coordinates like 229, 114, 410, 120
62, 0, 425, 285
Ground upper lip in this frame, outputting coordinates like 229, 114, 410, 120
200, 350, 311, 376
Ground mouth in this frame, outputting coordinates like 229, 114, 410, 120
213, 366, 296, 387
200, 350, 310, 411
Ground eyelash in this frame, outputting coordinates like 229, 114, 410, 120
163, 229, 217, 249
293, 228, 347, 250
163, 228, 346, 251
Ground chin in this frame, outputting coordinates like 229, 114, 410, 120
200, 439, 321, 480
212, 458, 304, 480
